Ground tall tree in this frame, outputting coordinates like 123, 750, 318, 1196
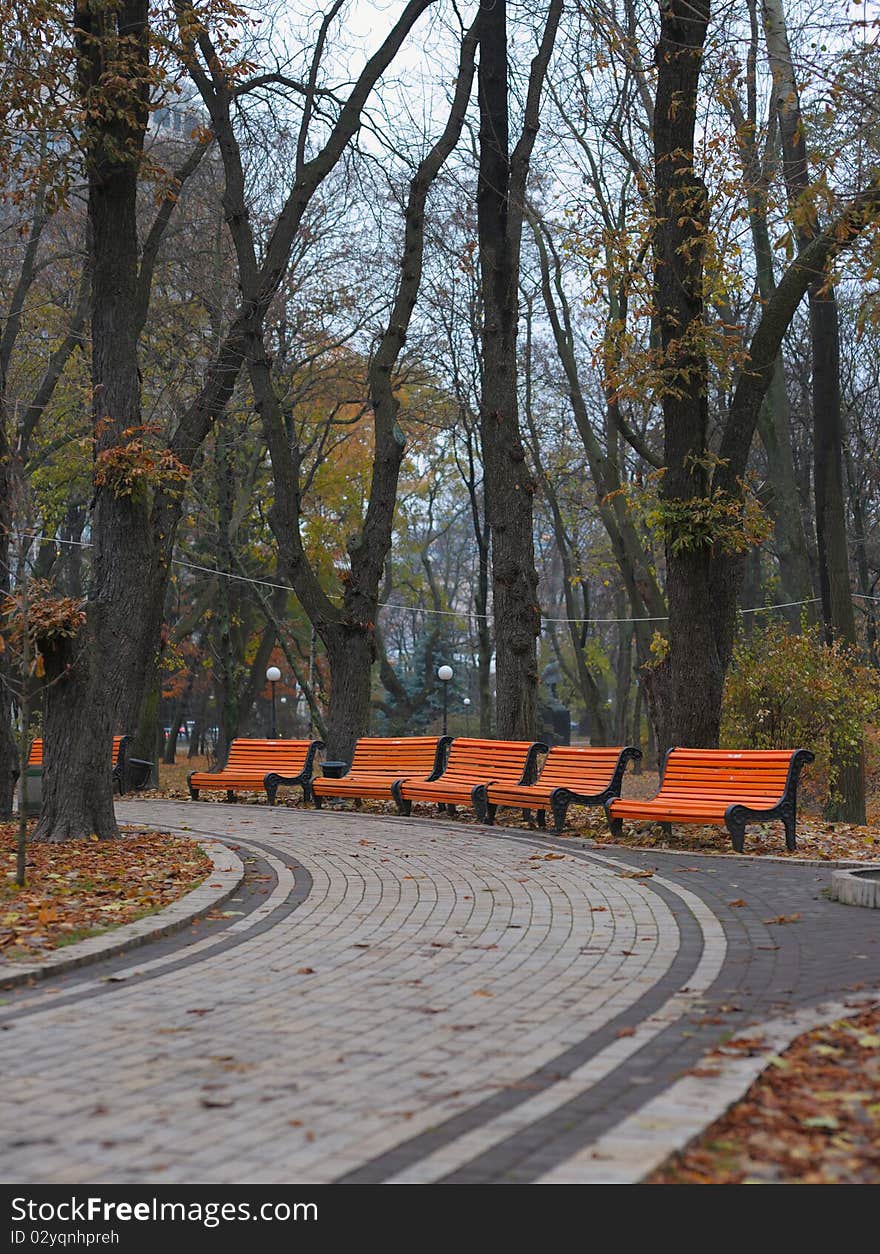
35, 0, 155, 841
258, 18, 481, 760
33, 0, 437, 838
762, 0, 865, 821
644, 0, 880, 760
476, 0, 562, 739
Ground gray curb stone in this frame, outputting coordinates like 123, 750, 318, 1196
831, 864, 880, 908
0, 839, 244, 989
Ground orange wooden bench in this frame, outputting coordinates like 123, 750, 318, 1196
29, 735, 130, 795
188, 738, 325, 805
476, 745, 642, 833
392, 737, 547, 817
312, 735, 451, 808
607, 747, 815, 851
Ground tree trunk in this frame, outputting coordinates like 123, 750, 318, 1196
630, 680, 644, 772
647, 0, 716, 753
213, 423, 239, 760
844, 443, 879, 667
37, 633, 118, 841
237, 619, 278, 736
812, 289, 864, 820
733, 0, 814, 622
476, 563, 493, 737
163, 668, 195, 766
461, 428, 493, 736
323, 626, 375, 764
476, 0, 556, 739
613, 616, 633, 744
0, 415, 14, 818
755, 364, 816, 619
763, 0, 865, 822
34, 0, 152, 841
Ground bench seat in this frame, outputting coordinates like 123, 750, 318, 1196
607, 748, 815, 851
479, 745, 642, 832
188, 738, 324, 805
312, 736, 450, 807
393, 738, 547, 817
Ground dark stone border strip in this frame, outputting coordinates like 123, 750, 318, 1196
431, 837, 879, 1183
0, 839, 243, 991
336, 845, 707, 1183
540, 988, 880, 1183
0, 832, 313, 1020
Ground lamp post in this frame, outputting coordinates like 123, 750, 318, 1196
437, 664, 453, 736
463, 696, 471, 733
266, 666, 281, 738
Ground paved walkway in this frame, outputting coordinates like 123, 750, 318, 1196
0, 801, 878, 1184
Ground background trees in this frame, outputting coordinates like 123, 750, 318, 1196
2, 0, 880, 834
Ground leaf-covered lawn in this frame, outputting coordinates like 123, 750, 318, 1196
651, 1005, 880, 1184
1, 825, 212, 961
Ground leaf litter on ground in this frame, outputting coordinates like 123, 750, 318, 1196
1, 822, 211, 961
650, 1004, 880, 1184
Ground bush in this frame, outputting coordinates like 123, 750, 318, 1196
721, 621, 879, 804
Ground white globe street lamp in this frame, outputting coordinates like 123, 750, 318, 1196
266, 666, 282, 737
437, 665, 453, 736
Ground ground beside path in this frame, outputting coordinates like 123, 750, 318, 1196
0, 799, 877, 1185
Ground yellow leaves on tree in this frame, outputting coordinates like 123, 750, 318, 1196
94, 421, 190, 498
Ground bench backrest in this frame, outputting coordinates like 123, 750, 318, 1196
658, 749, 797, 802
348, 736, 446, 776
224, 738, 311, 775
535, 746, 630, 792
28, 735, 126, 769
438, 738, 539, 786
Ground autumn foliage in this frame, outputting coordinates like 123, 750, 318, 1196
722, 622, 880, 804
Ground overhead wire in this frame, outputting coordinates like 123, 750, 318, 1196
11, 531, 880, 626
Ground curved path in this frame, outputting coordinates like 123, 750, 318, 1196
0, 801, 878, 1184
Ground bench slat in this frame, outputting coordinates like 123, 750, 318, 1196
313, 737, 449, 807
188, 738, 323, 805
481, 746, 641, 832
607, 747, 814, 852
396, 738, 546, 812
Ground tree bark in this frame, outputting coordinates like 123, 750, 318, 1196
477, 0, 562, 739
641, 0, 880, 763
0, 406, 15, 818
763, 0, 865, 821
34, 0, 152, 841
213, 422, 239, 759
732, 0, 814, 620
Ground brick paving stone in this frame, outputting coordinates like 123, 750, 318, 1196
0, 801, 877, 1185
